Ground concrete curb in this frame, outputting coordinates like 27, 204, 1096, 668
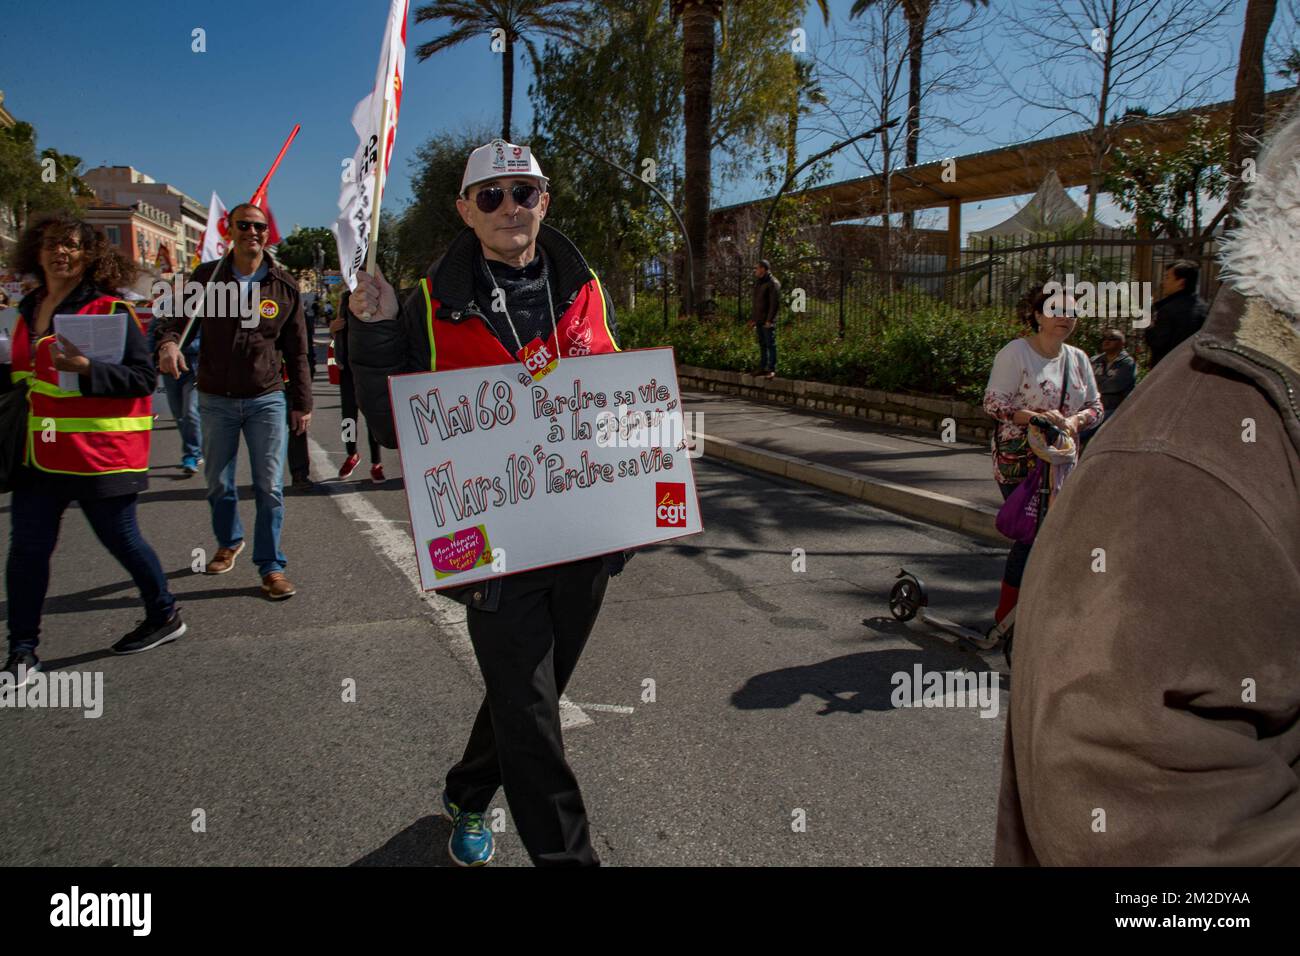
693, 430, 1005, 545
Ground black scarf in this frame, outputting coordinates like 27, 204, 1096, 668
470, 249, 556, 351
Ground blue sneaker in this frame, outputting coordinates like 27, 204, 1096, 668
181, 455, 200, 476
440, 790, 494, 866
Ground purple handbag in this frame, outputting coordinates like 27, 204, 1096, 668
994, 349, 1073, 543
996, 459, 1045, 542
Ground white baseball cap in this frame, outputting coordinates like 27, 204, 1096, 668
460, 138, 548, 196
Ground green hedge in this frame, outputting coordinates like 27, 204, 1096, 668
619, 296, 1024, 404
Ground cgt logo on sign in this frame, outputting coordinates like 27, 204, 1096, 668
258, 298, 279, 320
655, 482, 687, 527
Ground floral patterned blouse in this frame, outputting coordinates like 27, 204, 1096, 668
983, 338, 1103, 484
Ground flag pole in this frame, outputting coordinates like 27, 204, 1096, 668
250, 124, 301, 207
365, 92, 393, 274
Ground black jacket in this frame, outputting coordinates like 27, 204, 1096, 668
348, 224, 628, 612
752, 272, 781, 325
349, 224, 617, 448
2, 278, 157, 499
1145, 288, 1208, 367
1089, 349, 1137, 416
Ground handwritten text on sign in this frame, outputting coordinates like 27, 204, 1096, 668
389, 348, 702, 590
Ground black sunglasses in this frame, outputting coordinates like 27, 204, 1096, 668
235, 220, 269, 233
471, 183, 541, 214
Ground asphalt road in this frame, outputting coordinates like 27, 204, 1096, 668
0, 354, 1012, 867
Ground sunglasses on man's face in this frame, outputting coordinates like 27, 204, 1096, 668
235, 220, 269, 233
471, 183, 541, 214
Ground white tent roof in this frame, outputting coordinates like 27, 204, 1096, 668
970, 170, 1085, 239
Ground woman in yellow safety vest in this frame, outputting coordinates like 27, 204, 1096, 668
1, 213, 186, 687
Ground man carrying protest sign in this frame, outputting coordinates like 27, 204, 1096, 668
348, 139, 628, 867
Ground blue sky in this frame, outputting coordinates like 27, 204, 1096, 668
3, 0, 1288, 242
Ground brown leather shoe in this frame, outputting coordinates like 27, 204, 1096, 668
261, 572, 296, 600
205, 541, 245, 575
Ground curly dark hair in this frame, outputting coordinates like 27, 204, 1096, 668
11, 211, 138, 292
1017, 282, 1054, 333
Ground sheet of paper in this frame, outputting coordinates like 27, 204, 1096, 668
53, 312, 127, 392
0, 308, 16, 364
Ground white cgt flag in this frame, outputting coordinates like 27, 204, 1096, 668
192, 191, 229, 269
333, 0, 408, 291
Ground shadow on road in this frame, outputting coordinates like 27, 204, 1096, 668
731, 647, 996, 717
351, 815, 458, 867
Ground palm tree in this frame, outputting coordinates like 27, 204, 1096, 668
671, 0, 829, 317
39, 148, 92, 198
787, 56, 828, 181
849, 0, 988, 228
414, 0, 589, 141
1226, 0, 1279, 228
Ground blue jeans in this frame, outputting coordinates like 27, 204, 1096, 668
7, 489, 176, 653
160, 350, 202, 464
199, 390, 287, 576
757, 324, 777, 372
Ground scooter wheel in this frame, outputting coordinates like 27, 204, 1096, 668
889, 578, 922, 622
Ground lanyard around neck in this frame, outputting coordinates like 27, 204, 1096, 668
480, 254, 558, 360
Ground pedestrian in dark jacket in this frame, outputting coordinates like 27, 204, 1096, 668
1144, 259, 1208, 366
751, 259, 780, 377
2, 213, 185, 684
347, 139, 628, 868
1080, 327, 1137, 447
155, 203, 312, 601
330, 290, 382, 482
996, 111, 1300, 865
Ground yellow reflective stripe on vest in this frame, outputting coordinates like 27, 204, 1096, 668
28, 378, 84, 398
421, 277, 436, 371
589, 270, 619, 351
11, 369, 33, 383
29, 416, 153, 433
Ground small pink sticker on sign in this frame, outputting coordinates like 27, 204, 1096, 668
428, 525, 493, 579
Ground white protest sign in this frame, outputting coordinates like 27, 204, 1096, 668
389, 347, 701, 590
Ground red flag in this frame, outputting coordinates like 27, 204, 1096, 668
249, 191, 283, 246
248, 124, 299, 247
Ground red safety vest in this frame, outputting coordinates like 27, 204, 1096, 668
416, 271, 619, 372
10, 295, 152, 477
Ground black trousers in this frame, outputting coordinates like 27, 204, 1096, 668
338, 364, 381, 463
445, 557, 609, 866
286, 402, 309, 480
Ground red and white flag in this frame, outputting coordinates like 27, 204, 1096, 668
333, 0, 408, 290
192, 191, 229, 269
248, 190, 283, 247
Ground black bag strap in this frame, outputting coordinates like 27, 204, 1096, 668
1058, 348, 1071, 413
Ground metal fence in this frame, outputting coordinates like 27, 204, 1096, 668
637, 233, 1219, 361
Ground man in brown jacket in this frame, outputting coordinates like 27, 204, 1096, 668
996, 108, 1300, 865
156, 203, 313, 600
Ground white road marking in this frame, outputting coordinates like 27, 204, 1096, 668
308, 437, 593, 729
568, 702, 635, 715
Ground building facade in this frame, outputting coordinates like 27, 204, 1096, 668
80, 197, 184, 274
82, 166, 205, 268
